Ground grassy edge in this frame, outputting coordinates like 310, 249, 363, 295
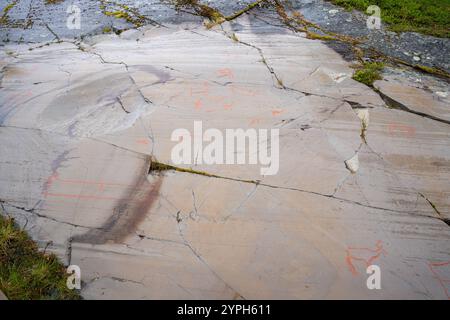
328, 0, 450, 38
0, 213, 81, 300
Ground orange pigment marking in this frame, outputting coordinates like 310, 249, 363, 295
194, 99, 202, 110
428, 261, 450, 299
231, 84, 258, 97
136, 139, 149, 145
217, 68, 234, 79
345, 240, 386, 276
271, 108, 284, 116
387, 123, 416, 137
249, 118, 261, 126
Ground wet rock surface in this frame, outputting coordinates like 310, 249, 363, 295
0, 1, 449, 299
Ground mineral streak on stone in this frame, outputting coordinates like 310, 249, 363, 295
0, 2, 449, 300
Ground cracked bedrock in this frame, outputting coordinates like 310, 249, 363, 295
1, 1, 450, 299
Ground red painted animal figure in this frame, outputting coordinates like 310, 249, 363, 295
346, 240, 386, 275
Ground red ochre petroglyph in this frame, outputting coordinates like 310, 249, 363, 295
194, 99, 203, 110
188, 70, 261, 113
249, 118, 262, 126
136, 138, 150, 145
428, 261, 450, 299
387, 123, 416, 137
217, 68, 234, 79
231, 85, 258, 97
271, 108, 284, 116
71, 160, 163, 245
42, 158, 163, 245
345, 240, 386, 275
223, 103, 233, 110
42, 173, 148, 202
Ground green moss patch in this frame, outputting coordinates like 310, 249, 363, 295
352, 62, 384, 86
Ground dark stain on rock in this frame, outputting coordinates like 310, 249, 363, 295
73, 157, 162, 245
130, 65, 174, 85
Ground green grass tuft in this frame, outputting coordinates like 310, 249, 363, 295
329, 0, 450, 38
352, 62, 384, 86
0, 214, 81, 300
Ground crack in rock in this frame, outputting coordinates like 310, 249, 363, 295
377, 89, 450, 125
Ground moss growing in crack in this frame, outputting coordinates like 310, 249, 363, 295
226, 0, 267, 20
276, 77, 284, 88
171, 0, 267, 28
352, 62, 384, 86
359, 47, 450, 79
0, 1, 18, 25
0, 214, 81, 300
99, 0, 153, 28
413, 65, 450, 79
104, 10, 140, 26
2, 1, 16, 13
274, 0, 362, 45
149, 160, 259, 184
200, 6, 224, 23
173, 0, 224, 26
44, 0, 65, 4
213, 0, 268, 27
306, 32, 336, 41
360, 120, 368, 143
149, 161, 219, 178
149, 161, 176, 172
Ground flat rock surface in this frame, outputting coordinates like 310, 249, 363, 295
0, 3, 449, 299
374, 78, 450, 124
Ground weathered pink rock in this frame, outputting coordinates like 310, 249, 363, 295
374, 79, 450, 124
0, 17, 449, 299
